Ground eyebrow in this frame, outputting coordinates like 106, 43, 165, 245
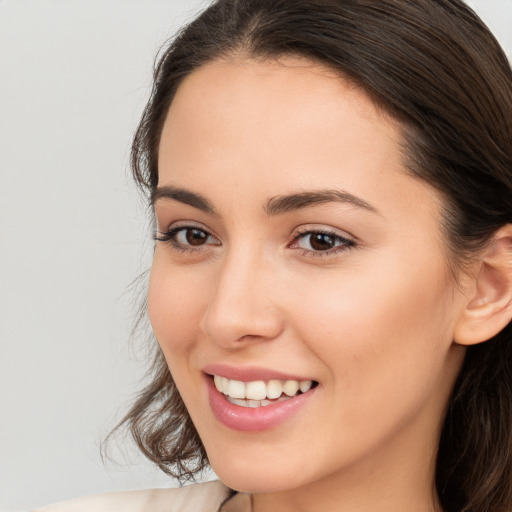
151, 186, 379, 216
265, 189, 380, 216
151, 186, 217, 214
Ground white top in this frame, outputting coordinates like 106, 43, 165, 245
32, 480, 252, 512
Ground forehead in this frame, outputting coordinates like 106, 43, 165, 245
159, 56, 402, 186
157, 57, 443, 231
162, 56, 396, 137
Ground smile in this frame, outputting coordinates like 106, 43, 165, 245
213, 375, 314, 407
205, 370, 318, 431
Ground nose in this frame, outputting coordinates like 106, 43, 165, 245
200, 249, 284, 347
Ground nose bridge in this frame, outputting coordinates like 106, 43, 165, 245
200, 242, 283, 345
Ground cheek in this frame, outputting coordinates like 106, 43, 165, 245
278, 251, 461, 464
287, 249, 456, 402
147, 256, 208, 355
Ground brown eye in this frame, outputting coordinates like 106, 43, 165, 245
155, 225, 220, 249
293, 230, 355, 255
186, 228, 208, 246
309, 233, 336, 251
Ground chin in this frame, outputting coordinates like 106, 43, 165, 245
206, 445, 315, 494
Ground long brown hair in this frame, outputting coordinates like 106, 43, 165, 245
118, 1, 512, 510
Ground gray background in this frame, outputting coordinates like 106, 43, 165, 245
0, 1, 510, 511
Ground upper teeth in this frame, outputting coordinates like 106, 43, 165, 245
213, 375, 313, 400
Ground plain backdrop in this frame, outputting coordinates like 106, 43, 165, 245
0, 1, 511, 511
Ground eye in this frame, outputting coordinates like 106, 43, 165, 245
290, 229, 355, 256
155, 225, 220, 251
175, 227, 210, 246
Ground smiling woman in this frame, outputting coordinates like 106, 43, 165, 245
34, 1, 512, 512
148, 55, 472, 504
150, 58, 464, 491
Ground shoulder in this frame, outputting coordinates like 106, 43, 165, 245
32, 480, 232, 512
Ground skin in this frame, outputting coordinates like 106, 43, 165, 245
148, 57, 472, 512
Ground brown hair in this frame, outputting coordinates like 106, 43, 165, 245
119, 1, 512, 510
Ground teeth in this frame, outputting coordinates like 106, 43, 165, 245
228, 398, 249, 407
300, 380, 312, 393
245, 381, 267, 400
226, 395, 299, 408
266, 380, 283, 399
227, 379, 246, 399
213, 375, 314, 404
283, 380, 299, 397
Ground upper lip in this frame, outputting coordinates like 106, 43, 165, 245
202, 363, 316, 383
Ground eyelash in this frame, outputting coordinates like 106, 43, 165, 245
290, 228, 356, 257
154, 226, 219, 254
154, 225, 356, 257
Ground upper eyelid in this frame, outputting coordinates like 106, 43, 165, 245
292, 224, 357, 242
157, 220, 215, 235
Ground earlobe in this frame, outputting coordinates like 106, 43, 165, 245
454, 225, 512, 346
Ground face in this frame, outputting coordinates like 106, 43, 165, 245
149, 57, 468, 500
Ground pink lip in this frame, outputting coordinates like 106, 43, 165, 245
203, 373, 317, 432
202, 363, 314, 382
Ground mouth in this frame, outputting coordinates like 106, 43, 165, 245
212, 374, 318, 408
202, 364, 319, 431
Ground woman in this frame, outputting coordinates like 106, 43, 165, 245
36, 0, 512, 511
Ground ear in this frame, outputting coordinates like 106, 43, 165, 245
454, 225, 512, 346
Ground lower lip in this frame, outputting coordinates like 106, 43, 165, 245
205, 376, 317, 432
